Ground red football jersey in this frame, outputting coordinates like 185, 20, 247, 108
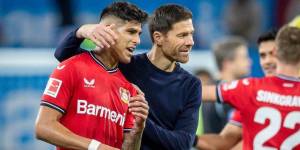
229, 110, 242, 127
217, 75, 300, 150
41, 51, 136, 149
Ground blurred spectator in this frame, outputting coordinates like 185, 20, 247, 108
54, 0, 76, 43
194, 69, 215, 85
276, 0, 300, 26
224, 0, 262, 44
202, 37, 251, 134
55, 0, 74, 27
285, 0, 300, 23
0, 23, 3, 45
194, 69, 215, 137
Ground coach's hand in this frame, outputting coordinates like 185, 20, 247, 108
76, 24, 118, 49
128, 94, 149, 133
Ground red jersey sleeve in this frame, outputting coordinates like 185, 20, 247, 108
229, 110, 242, 127
217, 78, 254, 111
123, 84, 138, 132
41, 63, 75, 114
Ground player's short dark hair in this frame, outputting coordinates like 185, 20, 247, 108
100, 2, 148, 24
148, 4, 192, 42
276, 25, 300, 65
213, 37, 247, 71
257, 29, 278, 45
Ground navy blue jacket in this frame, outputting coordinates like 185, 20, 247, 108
54, 30, 202, 150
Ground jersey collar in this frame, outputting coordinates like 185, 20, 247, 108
89, 51, 119, 73
276, 74, 300, 82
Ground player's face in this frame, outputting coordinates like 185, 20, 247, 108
111, 21, 142, 64
232, 45, 251, 77
160, 19, 194, 63
258, 40, 277, 76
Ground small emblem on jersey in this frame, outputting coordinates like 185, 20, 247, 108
56, 65, 65, 70
283, 83, 294, 88
44, 78, 62, 98
84, 78, 95, 88
119, 87, 130, 104
222, 80, 238, 91
242, 79, 250, 86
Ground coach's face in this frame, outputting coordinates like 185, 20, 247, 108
160, 19, 194, 63
111, 21, 142, 64
258, 40, 277, 76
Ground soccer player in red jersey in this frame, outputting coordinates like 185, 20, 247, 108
196, 29, 278, 150
35, 2, 148, 150
201, 25, 300, 150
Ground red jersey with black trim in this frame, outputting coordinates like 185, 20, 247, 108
229, 110, 242, 127
41, 51, 136, 149
217, 75, 300, 150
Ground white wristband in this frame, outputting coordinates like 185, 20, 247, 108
88, 139, 101, 150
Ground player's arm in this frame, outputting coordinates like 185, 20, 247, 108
35, 106, 117, 150
55, 24, 117, 62
122, 91, 149, 150
143, 80, 202, 150
195, 124, 242, 150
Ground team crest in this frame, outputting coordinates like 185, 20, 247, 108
119, 87, 130, 104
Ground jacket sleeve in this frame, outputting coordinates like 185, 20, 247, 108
54, 28, 85, 62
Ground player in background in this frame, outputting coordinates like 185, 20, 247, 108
35, 2, 149, 150
195, 29, 278, 150
201, 37, 251, 134
201, 22, 300, 149
54, 4, 201, 150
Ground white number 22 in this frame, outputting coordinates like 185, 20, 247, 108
253, 107, 300, 150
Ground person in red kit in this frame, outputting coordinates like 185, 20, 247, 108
196, 29, 279, 150
201, 24, 300, 149
35, 2, 148, 150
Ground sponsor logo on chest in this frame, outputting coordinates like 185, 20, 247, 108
77, 100, 126, 126
84, 78, 95, 88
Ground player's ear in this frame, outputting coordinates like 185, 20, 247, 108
153, 31, 163, 46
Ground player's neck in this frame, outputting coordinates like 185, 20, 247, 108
147, 45, 176, 72
92, 49, 118, 69
276, 62, 300, 78
219, 71, 236, 82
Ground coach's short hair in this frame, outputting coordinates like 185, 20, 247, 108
100, 2, 148, 24
213, 37, 247, 71
148, 4, 192, 42
276, 25, 300, 65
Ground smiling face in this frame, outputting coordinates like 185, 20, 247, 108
159, 19, 194, 63
258, 40, 277, 76
111, 20, 142, 64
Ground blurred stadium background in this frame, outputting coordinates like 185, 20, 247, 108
0, 0, 299, 149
